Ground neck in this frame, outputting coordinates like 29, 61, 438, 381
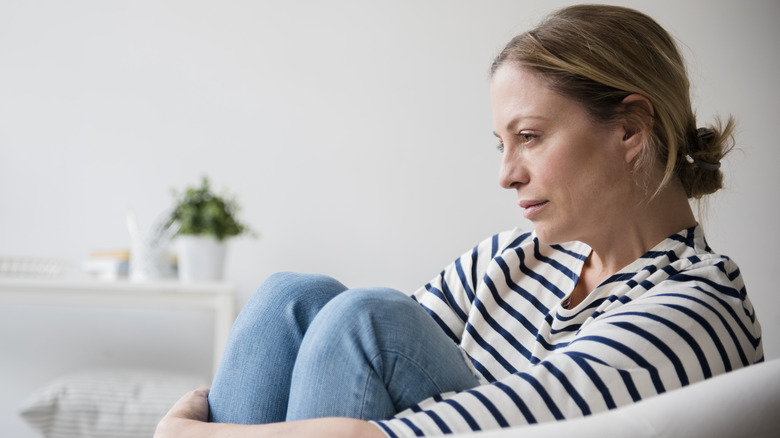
584, 177, 696, 285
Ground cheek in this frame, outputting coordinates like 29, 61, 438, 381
551, 150, 621, 203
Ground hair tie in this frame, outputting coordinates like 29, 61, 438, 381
685, 154, 721, 171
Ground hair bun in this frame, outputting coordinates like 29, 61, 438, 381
697, 127, 716, 143
686, 128, 721, 171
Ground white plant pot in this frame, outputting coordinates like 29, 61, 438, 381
176, 235, 227, 282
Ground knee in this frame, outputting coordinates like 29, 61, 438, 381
329, 288, 413, 316
296, 288, 425, 369
307, 288, 416, 337
245, 272, 345, 309
260, 272, 344, 297
234, 272, 348, 331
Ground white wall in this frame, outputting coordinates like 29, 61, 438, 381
1, 1, 778, 436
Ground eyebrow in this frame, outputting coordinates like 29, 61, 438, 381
494, 115, 550, 137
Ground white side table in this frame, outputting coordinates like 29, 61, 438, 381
0, 278, 237, 375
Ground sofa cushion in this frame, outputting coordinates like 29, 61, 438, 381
19, 368, 207, 438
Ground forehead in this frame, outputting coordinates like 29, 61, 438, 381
490, 65, 579, 128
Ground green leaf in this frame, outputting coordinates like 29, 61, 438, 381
166, 176, 256, 241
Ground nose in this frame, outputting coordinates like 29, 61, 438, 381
498, 147, 528, 190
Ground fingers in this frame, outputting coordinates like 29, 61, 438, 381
165, 387, 211, 422
192, 387, 210, 399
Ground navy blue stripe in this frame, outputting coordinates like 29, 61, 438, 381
374, 421, 400, 438
669, 277, 760, 349
727, 265, 740, 282
423, 281, 467, 323
493, 381, 537, 424
642, 250, 670, 259
397, 418, 424, 436
666, 249, 682, 264
564, 351, 620, 409
468, 354, 496, 382
455, 257, 476, 303
618, 369, 642, 402
469, 245, 479, 301
556, 298, 606, 323
639, 280, 655, 290
505, 231, 533, 252
481, 275, 537, 359
574, 351, 642, 405
573, 335, 666, 394
439, 278, 469, 323
422, 282, 447, 305
661, 289, 753, 365
490, 234, 500, 258
549, 243, 588, 261
668, 232, 692, 247
465, 303, 522, 372
493, 382, 537, 424
514, 244, 567, 299
442, 399, 481, 431
606, 311, 712, 379
516, 372, 565, 420
467, 390, 509, 428
418, 302, 460, 343
549, 321, 581, 335
601, 272, 636, 285
661, 264, 680, 276
533, 239, 580, 282
658, 301, 732, 372
539, 361, 590, 415
495, 256, 551, 315
609, 320, 689, 386
650, 249, 680, 266
420, 409, 451, 434
669, 272, 741, 299
533, 328, 571, 352
487, 263, 545, 333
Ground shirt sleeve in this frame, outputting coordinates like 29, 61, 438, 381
374, 257, 763, 437
410, 228, 527, 344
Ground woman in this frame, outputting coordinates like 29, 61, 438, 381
155, 5, 762, 437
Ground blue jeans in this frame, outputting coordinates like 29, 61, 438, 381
208, 272, 480, 423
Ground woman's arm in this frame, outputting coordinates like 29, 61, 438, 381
154, 388, 387, 438
412, 228, 527, 343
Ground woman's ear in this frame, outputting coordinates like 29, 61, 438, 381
621, 93, 654, 164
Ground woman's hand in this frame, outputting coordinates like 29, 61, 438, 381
154, 388, 210, 438
155, 388, 386, 438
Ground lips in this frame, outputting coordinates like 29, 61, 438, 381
519, 200, 549, 219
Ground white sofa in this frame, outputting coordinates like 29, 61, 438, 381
452, 358, 780, 438
21, 360, 779, 438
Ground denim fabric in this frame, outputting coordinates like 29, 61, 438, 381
208, 272, 480, 424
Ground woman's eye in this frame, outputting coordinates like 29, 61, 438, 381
519, 133, 537, 144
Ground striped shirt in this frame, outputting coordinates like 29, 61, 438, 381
373, 225, 763, 437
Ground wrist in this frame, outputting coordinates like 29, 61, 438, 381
156, 417, 212, 438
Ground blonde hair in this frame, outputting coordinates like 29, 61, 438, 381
490, 4, 734, 199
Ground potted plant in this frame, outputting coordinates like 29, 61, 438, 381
165, 176, 255, 282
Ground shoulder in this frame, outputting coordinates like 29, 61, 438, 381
593, 225, 755, 329
654, 225, 746, 298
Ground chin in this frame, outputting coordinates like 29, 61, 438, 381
533, 225, 575, 246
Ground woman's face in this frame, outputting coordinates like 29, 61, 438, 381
490, 65, 633, 245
